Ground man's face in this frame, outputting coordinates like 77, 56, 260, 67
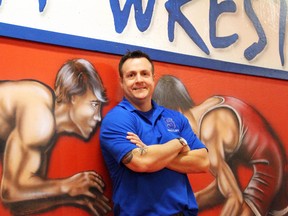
120, 57, 154, 108
70, 89, 101, 139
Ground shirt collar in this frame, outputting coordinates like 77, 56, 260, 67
119, 97, 164, 122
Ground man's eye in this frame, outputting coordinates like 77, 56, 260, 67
142, 71, 150, 77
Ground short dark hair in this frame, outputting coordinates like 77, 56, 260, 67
118, 50, 154, 78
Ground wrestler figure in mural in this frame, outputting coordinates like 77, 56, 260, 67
153, 75, 288, 216
0, 59, 111, 215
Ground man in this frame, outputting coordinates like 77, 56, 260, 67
153, 75, 288, 216
0, 59, 111, 215
100, 50, 210, 215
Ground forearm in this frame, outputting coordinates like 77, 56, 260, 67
8, 193, 109, 216
2, 171, 109, 215
1, 178, 75, 215
217, 163, 243, 216
6, 194, 75, 215
1, 171, 104, 204
166, 148, 209, 173
125, 139, 184, 172
1, 176, 70, 203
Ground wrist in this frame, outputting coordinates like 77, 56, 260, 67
177, 137, 188, 147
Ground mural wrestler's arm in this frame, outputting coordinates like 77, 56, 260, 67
0, 98, 110, 215
196, 108, 245, 216
195, 179, 225, 209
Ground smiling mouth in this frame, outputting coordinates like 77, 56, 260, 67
133, 87, 147, 90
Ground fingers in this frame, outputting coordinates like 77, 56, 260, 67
126, 132, 146, 147
180, 145, 191, 154
87, 201, 101, 216
94, 194, 112, 214
80, 172, 105, 195
84, 193, 111, 215
76, 197, 102, 216
78, 171, 105, 197
69, 171, 112, 215
89, 174, 105, 193
88, 171, 104, 184
126, 132, 138, 141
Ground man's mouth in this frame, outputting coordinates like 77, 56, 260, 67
133, 86, 146, 90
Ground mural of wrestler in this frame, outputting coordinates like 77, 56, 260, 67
153, 75, 287, 216
0, 59, 111, 215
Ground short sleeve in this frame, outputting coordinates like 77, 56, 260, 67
100, 107, 138, 163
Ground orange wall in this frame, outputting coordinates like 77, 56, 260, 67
0, 37, 287, 216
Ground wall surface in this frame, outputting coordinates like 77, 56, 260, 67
0, 36, 287, 215
0, 2, 288, 215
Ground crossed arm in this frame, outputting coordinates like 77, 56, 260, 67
122, 132, 209, 174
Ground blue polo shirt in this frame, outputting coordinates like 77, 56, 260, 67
100, 98, 206, 216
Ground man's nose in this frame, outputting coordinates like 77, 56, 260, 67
135, 73, 143, 82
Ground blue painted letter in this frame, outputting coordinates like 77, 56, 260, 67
39, 0, 47, 12
244, 0, 267, 61
110, 0, 155, 33
210, 0, 238, 48
165, 0, 209, 55
279, 0, 287, 66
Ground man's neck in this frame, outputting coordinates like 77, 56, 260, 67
126, 98, 152, 112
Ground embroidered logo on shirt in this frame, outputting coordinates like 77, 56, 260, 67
164, 117, 179, 132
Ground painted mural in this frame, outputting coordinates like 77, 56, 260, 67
0, 37, 287, 216
0, 58, 111, 215
153, 75, 288, 216
0, 1, 288, 215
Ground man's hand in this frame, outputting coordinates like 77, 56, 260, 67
179, 144, 190, 154
126, 132, 146, 148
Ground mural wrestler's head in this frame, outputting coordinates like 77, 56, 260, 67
54, 58, 107, 139
153, 75, 195, 113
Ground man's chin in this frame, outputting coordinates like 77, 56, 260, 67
133, 94, 149, 100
